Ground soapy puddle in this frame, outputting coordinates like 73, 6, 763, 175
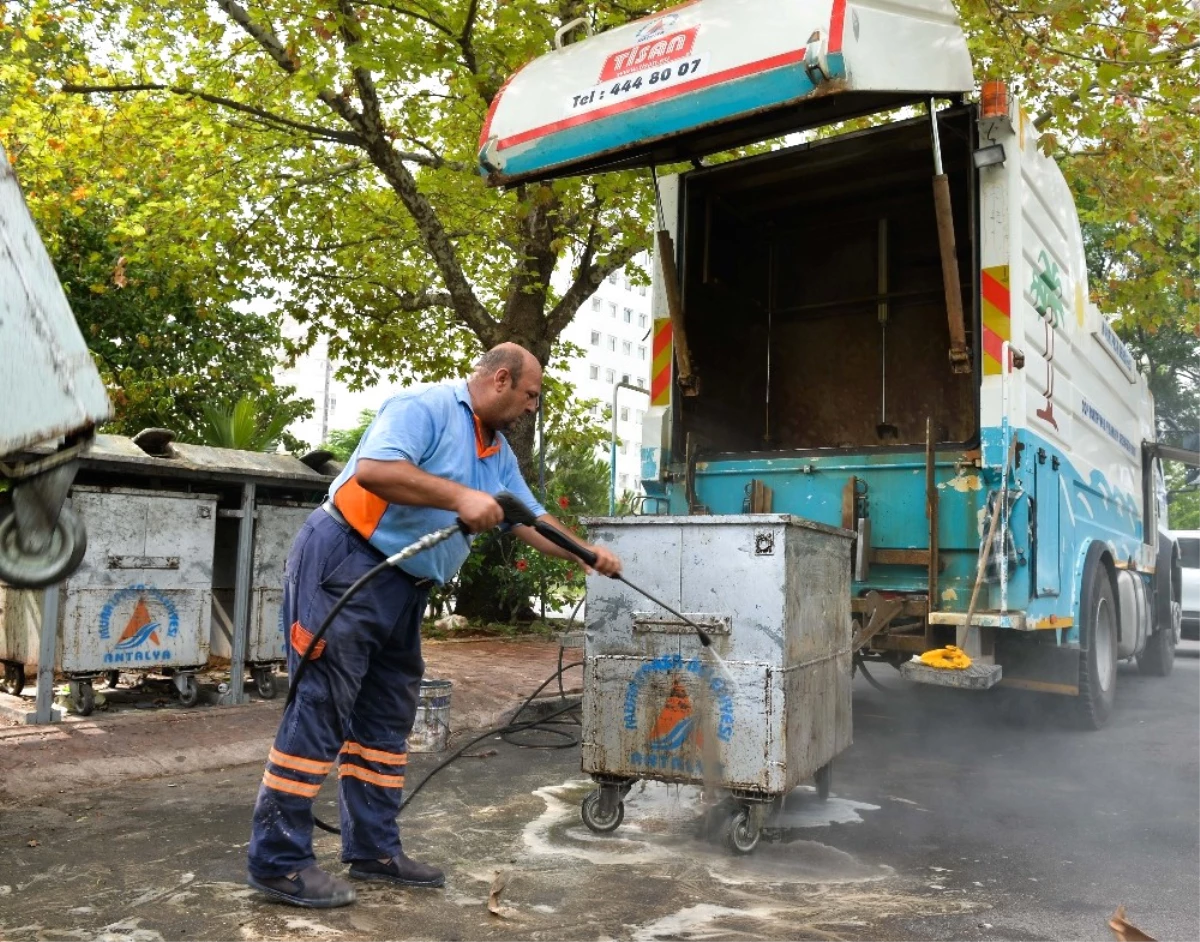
523, 779, 888, 886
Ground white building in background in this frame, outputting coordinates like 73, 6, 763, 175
557, 259, 654, 500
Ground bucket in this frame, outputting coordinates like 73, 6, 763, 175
408, 679, 452, 753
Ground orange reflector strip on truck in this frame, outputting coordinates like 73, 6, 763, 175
651, 317, 673, 407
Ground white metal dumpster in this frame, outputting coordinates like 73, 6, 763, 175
212, 500, 316, 698
0, 486, 217, 713
580, 514, 853, 852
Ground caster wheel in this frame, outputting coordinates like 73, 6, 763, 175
3, 662, 26, 696
176, 674, 200, 708
253, 669, 277, 700
0, 502, 88, 589
815, 761, 832, 801
723, 807, 761, 855
581, 789, 624, 833
72, 680, 95, 717
106, 670, 120, 690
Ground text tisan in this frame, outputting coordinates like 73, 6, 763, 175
600, 28, 699, 81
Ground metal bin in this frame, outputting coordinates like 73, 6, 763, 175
212, 500, 316, 698
0, 486, 217, 713
580, 514, 854, 853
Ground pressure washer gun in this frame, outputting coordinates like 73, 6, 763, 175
494, 494, 714, 648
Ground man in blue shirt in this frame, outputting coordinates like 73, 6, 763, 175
247, 343, 621, 908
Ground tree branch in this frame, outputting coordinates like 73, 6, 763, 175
60, 82, 361, 145
459, 0, 480, 75
213, 0, 497, 345
214, 0, 368, 135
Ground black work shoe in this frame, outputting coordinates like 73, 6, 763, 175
347, 851, 445, 888
248, 865, 357, 908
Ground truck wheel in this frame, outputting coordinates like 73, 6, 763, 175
1075, 561, 1118, 730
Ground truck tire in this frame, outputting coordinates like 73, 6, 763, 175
1075, 558, 1118, 730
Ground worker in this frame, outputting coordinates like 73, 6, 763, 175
246, 343, 622, 908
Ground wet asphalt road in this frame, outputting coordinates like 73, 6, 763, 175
0, 644, 1196, 941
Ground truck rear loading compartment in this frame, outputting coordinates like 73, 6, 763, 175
676, 108, 978, 457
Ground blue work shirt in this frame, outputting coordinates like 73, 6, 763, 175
328, 381, 546, 584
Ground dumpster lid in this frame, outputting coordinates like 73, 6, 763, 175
479, 0, 973, 186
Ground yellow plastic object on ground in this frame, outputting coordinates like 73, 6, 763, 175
919, 645, 973, 670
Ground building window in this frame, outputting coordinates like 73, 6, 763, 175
620, 406, 629, 421
605, 369, 615, 383
589, 364, 599, 380
637, 376, 645, 388
619, 473, 629, 488
608, 335, 617, 351
622, 340, 632, 356
591, 403, 600, 415
622, 373, 630, 384
639, 284, 647, 296
590, 330, 600, 346
623, 307, 632, 323
328, 396, 337, 413
638, 313, 648, 328
619, 442, 627, 455
608, 302, 617, 317
591, 297, 602, 311
608, 272, 619, 285
637, 344, 646, 360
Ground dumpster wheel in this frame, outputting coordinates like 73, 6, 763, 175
175, 673, 200, 708
2, 661, 25, 696
581, 788, 625, 833
253, 667, 277, 700
723, 807, 762, 855
0, 503, 87, 589
69, 679, 94, 716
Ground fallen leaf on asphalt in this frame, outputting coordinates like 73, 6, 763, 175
487, 870, 518, 919
1109, 905, 1155, 941
27, 840, 39, 847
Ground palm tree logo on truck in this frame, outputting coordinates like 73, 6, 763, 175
1031, 249, 1066, 431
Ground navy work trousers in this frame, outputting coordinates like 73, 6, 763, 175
247, 508, 429, 878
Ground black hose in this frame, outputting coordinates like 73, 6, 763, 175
313, 659, 584, 834
854, 652, 890, 692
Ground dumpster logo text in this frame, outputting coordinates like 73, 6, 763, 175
99, 585, 180, 664
624, 654, 733, 775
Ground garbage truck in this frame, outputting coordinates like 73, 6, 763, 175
1, 142, 112, 588
479, 0, 1186, 730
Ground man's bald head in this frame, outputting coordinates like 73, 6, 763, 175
472, 342, 539, 385
468, 343, 543, 433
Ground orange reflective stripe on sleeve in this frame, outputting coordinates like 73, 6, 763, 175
338, 764, 406, 789
290, 621, 325, 659
269, 748, 333, 777
263, 770, 322, 798
333, 476, 389, 539
340, 742, 408, 766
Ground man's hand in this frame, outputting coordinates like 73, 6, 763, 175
585, 544, 622, 577
455, 489, 504, 533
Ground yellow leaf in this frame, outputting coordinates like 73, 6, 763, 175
70, 185, 88, 202
89, 284, 107, 294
